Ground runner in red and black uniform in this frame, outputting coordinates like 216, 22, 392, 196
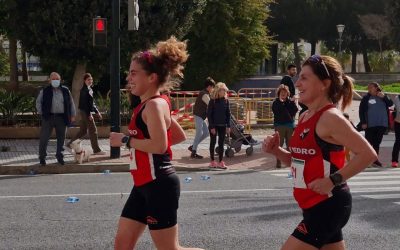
110, 37, 203, 250
263, 55, 377, 250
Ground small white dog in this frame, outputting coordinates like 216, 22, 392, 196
69, 139, 93, 164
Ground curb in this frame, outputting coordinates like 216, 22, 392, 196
0, 163, 207, 175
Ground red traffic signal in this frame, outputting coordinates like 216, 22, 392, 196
93, 17, 107, 47
95, 19, 105, 31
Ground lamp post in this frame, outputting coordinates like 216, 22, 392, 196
336, 24, 345, 57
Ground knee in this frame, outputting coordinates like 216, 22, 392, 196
114, 232, 136, 250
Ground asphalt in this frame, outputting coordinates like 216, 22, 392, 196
0, 100, 397, 174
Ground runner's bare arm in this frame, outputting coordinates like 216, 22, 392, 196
170, 117, 186, 145
317, 109, 377, 181
130, 99, 169, 154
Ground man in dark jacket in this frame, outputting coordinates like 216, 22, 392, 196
359, 82, 393, 167
67, 73, 105, 155
36, 72, 76, 166
188, 77, 216, 159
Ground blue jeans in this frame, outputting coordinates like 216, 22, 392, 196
192, 115, 209, 151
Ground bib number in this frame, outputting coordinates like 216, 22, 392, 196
291, 158, 307, 189
129, 148, 137, 170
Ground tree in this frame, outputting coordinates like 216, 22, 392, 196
184, 0, 272, 90
10, 0, 204, 107
359, 14, 392, 69
386, 0, 400, 51
0, 0, 19, 89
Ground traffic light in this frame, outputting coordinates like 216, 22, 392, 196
93, 17, 107, 47
128, 0, 139, 31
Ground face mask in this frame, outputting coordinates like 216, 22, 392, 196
51, 80, 60, 88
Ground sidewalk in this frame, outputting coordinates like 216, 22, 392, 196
0, 100, 396, 174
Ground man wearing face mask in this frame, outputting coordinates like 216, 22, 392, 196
36, 72, 76, 166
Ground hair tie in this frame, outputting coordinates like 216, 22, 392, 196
141, 51, 153, 64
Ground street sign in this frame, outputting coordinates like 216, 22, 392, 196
128, 0, 139, 31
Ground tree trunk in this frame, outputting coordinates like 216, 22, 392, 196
21, 47, 29, 81
362, 46, 371, 73
293, 40, 301, 70
311, 41, 316, 55
351, 49, 357, 73
8, 37, 18, 90
71, 63, 87, 122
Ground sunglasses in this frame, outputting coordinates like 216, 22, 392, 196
307, 55, 330, 78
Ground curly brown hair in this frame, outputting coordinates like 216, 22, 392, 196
131, 36, 189, 91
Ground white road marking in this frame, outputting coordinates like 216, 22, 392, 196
0, 188, 285, 199
361, 194, 400, 199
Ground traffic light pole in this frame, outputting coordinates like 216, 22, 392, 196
110, 0, 121, 158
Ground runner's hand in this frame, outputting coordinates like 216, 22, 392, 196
262, 132, 280, 154
308, 178, 334, 195
110, 132, 125, 147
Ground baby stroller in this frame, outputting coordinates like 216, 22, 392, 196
215, 115, 260, 157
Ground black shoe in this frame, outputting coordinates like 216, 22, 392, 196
372, 160, 383, 167
190, 153, 204, 159
188, 145, 193, 152
57, 158, 65, 165
39, 159, 46, 166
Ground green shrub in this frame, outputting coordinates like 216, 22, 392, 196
0, 89, 36, 125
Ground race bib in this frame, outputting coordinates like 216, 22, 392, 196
129, 148, 137, 170
291, 158, 307, 189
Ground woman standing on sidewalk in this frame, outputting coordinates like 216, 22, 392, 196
263, 55, 376, 250
207, 82, 231, 170
109, 37, 203, 250
359, 82, 393, 167
391, 94, 400, 168
272, 84, 298, 168
67, 73, 105, 155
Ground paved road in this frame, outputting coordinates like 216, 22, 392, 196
1, 168, 399, 250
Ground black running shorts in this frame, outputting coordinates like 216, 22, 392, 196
292, 188, 352, 248
121, 173, 180, 230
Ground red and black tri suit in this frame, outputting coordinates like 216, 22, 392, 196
288, 104, 352, 248
121, 95, 180, 230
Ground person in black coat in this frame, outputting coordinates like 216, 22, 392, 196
67, 73, 105, 155
207, 82, 231, 170
358, 82, 393, 167
272, 84, 298, 168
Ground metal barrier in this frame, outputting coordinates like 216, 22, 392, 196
167, 88, 277, 131
237, 88, 277, 130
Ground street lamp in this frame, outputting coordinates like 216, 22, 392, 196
336, 24, 345, 56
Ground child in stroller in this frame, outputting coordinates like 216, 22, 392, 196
216, 115, 259, 157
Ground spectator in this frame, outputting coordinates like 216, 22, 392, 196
188, 77, 215, 159
359, 82, 393, 167
207, 82, 231, 170
391, 94, 400, 168
280, 63, 297, 97
36, 72, 76, 166
272, 84, 298, 168
67, 73, 105, 155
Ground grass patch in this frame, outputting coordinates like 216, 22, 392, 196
354, 83, 400, 93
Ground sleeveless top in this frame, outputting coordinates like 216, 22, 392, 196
289, 104, 347, 209
128, 95, 175, 186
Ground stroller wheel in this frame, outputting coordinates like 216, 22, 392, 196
225, 148, 235, 158
215, 146, 220, 155
234, 147, 241, 153
246, 147, 253, 156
